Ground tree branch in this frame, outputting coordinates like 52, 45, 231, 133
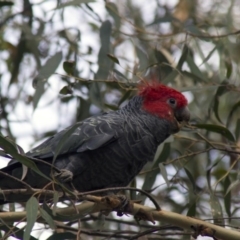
0, 198, 239, 240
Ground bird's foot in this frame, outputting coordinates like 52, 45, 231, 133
53, 169, 73, 182
115, 195, 130, 216
134, 208, 155, 224
103, 194, 137, 216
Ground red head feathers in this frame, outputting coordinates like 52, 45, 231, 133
138, 82, 189, 122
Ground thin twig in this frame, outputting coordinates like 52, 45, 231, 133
0, 171, 33, 192
129, 225, 185, 240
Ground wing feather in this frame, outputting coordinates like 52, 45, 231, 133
26, 116, 119, 160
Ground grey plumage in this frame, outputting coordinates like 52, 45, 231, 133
0, 95, 185, 191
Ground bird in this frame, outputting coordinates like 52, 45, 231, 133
0, 82, 190, 194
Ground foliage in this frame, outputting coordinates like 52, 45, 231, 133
1, 0, 240, 239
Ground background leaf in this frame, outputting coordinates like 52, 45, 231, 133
194, 123, 235, 142
24, 197, 39, 240
1, 0, 240, 238
32, 51, 63, 110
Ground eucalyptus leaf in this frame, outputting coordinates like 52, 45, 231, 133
159, 163, 170, 187
148, 14, 177, 26
186, 55, 206, 82
194, 123, 235, 142
184, 167, 196, 192
235, 119, 240, 140
0, 225, 37, 240
105, 2, 121, 30
135, 46, 148, 71
0, 135, 51, 181
39, 208, 56, 229
224, 176, 231, 218
0, 1, 14, 7
55, 0, 95, 9
107, 53, 120, 65
32, 51, 63, 110
227, 100, 240, 127
209, 193, 224, 225
59, 85, 73, 95
187, 201, 196, 217
177, 45, 189, 70
24, 197, 39, 240
96, 20, 112, 80
141, 144, 170, 202
46, 232, 76, 240
63, 61, 75, 75
212, 80, 230, 124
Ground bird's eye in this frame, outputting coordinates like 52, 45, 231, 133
167, 98, 177, 107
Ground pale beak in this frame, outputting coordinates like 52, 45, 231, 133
175, 106, 190, 123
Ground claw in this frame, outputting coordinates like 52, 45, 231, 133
103, 194, 134, 216
134, 208, 155, 224
54, 169, 73, 182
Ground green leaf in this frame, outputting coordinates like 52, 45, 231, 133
32, 51, 63, 89
0, 135, 51, 181
55, 0, 95, 9
184, 167, 196, 192
0, 149, 10, 158
63, 61, 75, 75
181, 70, 206, 83
235, 119, 240, 140
92, 21, 112, 109
194, 123, 235, 142
32, 51, 63, 110
225, 58, 232, 78
89, 81, 104, 109
184, 24, 203, 35
107, 54, 120, 65
227, 100, 240, 127
224, 176, 231, 218
154, 49, 172, 79
59, 86, 73, 95
186, 54, 206, 82
0, 1, 14, 7
187, 201, 196, 217
0, 225, 37, 240
177, 45, 189, 70
135, 46, 148, 70
24, 197, 39, 240
105, 2, 121, 30
39, 208, 56, 229
184, 23, 210, 41
147, 14, 177, 26
53, 191, 60, 216
113, 69, 129, 82
200, 45, 218, 66
226, 179, 240, 196
212, 80, 230, 123
104, 103, 119, 111
209, 193, 224, 225
206, 158, 222, 192
96, 20, 112, 80
46, 232, 76, 240
163, 68, 178, 84
142, 144, 170, 191
118, 90, 132, 106
159, 163, 170, 187
154, 49, 169, 65
130, 178, 137, 200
